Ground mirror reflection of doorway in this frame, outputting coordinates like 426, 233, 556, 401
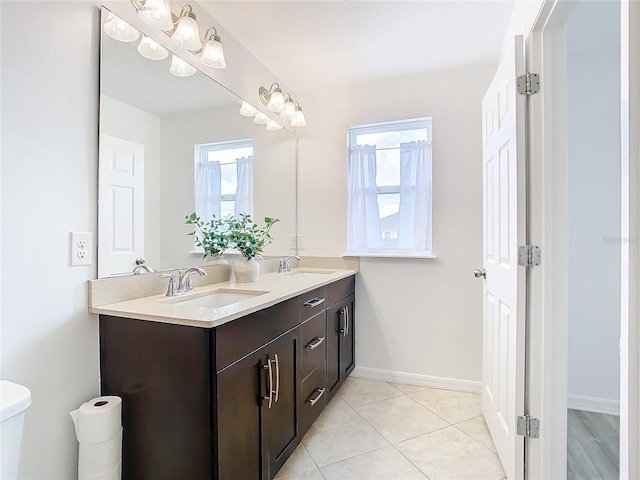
563, 1, 621, 478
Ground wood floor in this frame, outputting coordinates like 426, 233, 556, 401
567, 409, 619, 480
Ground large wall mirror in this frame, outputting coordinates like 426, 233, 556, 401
98, 7, 297, 278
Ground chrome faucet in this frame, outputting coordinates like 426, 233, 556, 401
160, 267, 207, 296
277, 256, 302, 273
133, 258, 155, 274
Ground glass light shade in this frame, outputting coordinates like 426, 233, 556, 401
253, 112, 270, 125
171, 12, 201, 50
104, 13, 140, 43
267, 89, 285, 113
266, 120, 284, 131
169, 55, 197, 77
138, 0, 174, 30
290, 107, 307, 127
239, 101, 258, 117
137, 36, 169, 60
199, 36, 226, 68
280, 99, 297, 120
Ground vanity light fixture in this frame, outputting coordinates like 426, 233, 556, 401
104, 13, 140, 42
134, 0, 174, 31
253, 112, 270, 125
171, 5, 202, 50
266, 120, 284, 131
259, 83, 286, 113
280, 95, 297, 121
198, 27, 226, 69
137, 35, 169, 60
169, 55, 197, 77
239, 101, 259, 117
290, 102, 308, 127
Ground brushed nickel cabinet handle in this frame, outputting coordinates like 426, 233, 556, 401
307, 388, 325, 406
305, 336, 325, 350
273, 353, 280, 403
344, 306, 349, 337
263, 359, 273, 409
304, 297, 325, 308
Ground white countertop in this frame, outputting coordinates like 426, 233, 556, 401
89, 268, 358, 328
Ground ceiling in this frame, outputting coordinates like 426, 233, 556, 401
201, 1, 516, 95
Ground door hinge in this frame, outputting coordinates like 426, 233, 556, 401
517, 415, 541, 439
517, 73, 540, 95
518, 245, 541, 267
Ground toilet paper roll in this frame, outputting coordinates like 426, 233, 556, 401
78, 428, 122, 478
70, 396, 122, 444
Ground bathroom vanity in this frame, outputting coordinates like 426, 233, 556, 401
92, 270, 356, 480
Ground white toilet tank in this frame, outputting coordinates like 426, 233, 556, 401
1, 380, 32, 479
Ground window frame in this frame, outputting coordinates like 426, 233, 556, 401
346, 117, 435, 258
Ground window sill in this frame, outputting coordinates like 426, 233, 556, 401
342, 252, 437, 259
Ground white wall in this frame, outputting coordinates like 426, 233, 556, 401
566, 0, 621, 406
100, 94, 162, 271
1, 2, 101, 477
298, 64, 496, 384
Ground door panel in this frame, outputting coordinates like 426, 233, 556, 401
98, 134, 145, 277
217, 347, 265, 480
482, 35, 527, 480
265, 328, 299, 478
342, 295, 355, 376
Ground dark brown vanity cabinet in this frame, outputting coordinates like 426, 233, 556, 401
99, 275, 355, 480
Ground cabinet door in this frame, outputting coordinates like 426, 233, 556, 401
217, 346, 267, 480
265, 328, 299, 479
341, 294, 355, 376
326, 300, 344, 400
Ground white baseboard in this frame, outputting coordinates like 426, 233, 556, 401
568, 394, 620, 416
351, 366, 482, 394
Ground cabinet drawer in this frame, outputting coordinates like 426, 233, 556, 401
299, 286, 327, 322
301, 311, 326, 378
327, 276, 355, 306
300, 361, 327, 435
216, 297, 298, 371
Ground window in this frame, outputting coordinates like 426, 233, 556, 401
347, 117, 432, 256
194, 139, 253, 222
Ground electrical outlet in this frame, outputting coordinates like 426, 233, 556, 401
289, 235, 306, 250
71, 232, 93, 266
297, 235, 306, 250
289, 235, 297, 250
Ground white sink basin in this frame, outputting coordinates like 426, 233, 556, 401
163, 289, 269, 308
283, 269, 336, 278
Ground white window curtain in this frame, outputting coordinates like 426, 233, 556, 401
235, 155, 254, 217
195, 159, 221, 221
348, 145, 382, 250
398, 140, 432, 252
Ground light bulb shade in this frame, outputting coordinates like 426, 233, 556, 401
253, 112, 269, 125
266, 120, 284, 131
137, 36, 169, 60
169, 55, 197, 77
280, 99, 297, 120
290, 107, 307, 127
171, 12, 201, 50
267, 88, 286, 113
137, 0, 174, 30
239, 101, 258, 117
199, 36, 226, 68
104, 13, 140, 43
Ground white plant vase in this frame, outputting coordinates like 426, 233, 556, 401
233, 258, 260, 282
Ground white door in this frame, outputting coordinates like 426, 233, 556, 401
481, 35, 527, 480
98, 134, 145, 277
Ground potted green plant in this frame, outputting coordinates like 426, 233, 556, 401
226, 214, 279, 282
185, 212, 229, 264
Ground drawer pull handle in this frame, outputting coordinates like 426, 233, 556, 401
305, 336, 325, 350
263, 359, 274, 409
306, 388, 325, 406
304, 297, 325, 308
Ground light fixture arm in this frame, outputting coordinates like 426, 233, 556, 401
200, 26, 220, 44
259, 83, 283, 106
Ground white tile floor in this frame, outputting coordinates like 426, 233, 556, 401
275, 378, 506, 480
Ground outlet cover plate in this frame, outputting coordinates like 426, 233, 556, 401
71, 232, 93, 266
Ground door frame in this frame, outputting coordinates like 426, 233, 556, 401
526, 1, 640, 478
